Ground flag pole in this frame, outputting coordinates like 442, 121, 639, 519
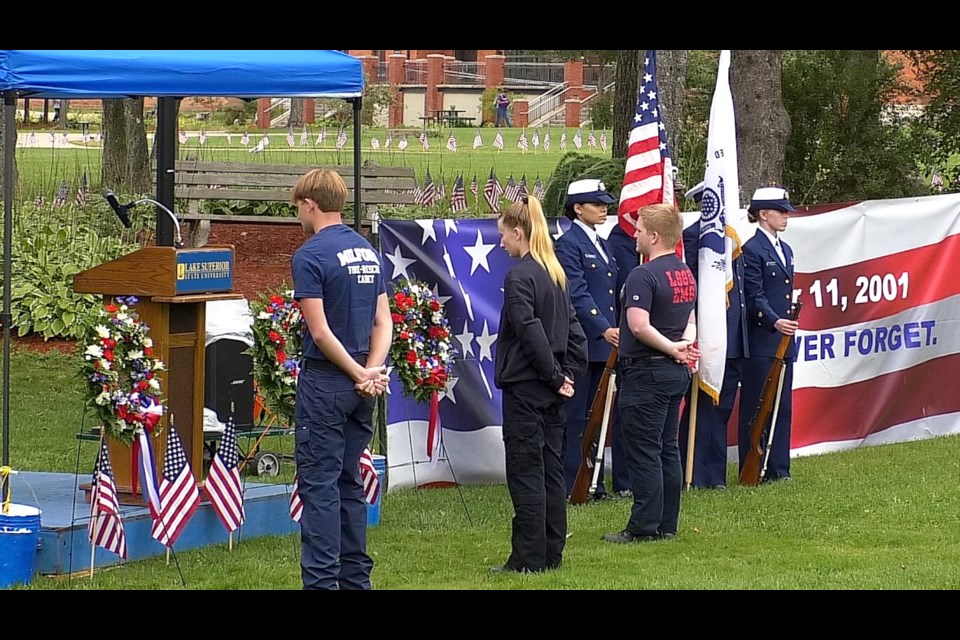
228, 531, 233, 552
88, 432, 105, 579
684, 373, 699, 491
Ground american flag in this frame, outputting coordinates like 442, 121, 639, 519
543, 131, 551, 152
88, 440, 127, 558
412, 175, 422, 203
398, 135, 409, 151
600, 131, 608, 151
316, 126, 326, 145
199, 128, 207, 146
532, 129, 540, 150
28, 132, 37, 146
289, 475, 302, 523
446, 132, 458, 153
588, 130, 598, 149
178, 130, 188, 145
53, 180, 69, 208
336, 127, 348, 150
483, 167, 503, 212
470, 174, 479, 196
419, 130, 429, 151
261, 134, 271, 147
240, 131, 250, 146
493, 131, 504, 151
517, 129, 528, 152
451, 174, 467, 213
618, 50, 675, 237
75, 171, 88, 207
286, 128, 295, 147
418, 170, 437, 207
33, 194, 45, 208
504, 175, 521, 203
359, 447, 381, 505
472, 129, 483, 149
573, 129, 583, 149
226, 131, 233, 145
560, 131, 567, 150
204, 411, 245, 533
150, 425, 201, 547
385, 132, 393, 148
371, 136, 381, 151
533, 176, 545, 200
61, 132, 69, 146
301, 126, 309, 146
437, 176, 446, 201
517, 174, 529, 200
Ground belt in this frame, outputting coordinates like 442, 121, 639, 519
303, 354, 367, 373
621, 355, 666, 367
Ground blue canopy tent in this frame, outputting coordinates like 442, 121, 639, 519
0, 50, 365, 488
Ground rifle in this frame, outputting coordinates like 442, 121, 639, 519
568, 348, 618, 505
739, 298, 803, 487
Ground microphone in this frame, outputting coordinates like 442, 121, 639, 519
103, 190, 132, 228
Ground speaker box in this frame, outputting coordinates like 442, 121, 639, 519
204, 338, 255, 430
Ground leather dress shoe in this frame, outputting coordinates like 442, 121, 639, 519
489, 564, 539, 574
592, 491, 615, 502
602, 529, 659, 544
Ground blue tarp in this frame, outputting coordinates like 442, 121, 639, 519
0, 50, 363, 98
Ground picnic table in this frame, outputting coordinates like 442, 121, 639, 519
432, 108, 475, 127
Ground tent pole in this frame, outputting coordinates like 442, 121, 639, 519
352, 97, 362, 232
155, 97, 178, 246
2, 92, 15, 478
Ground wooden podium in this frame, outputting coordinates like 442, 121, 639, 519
73, 245, 243, 504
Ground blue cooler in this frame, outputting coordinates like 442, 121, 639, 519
367, 455, 387, 527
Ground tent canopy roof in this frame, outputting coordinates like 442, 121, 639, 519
0, 50, 364, 99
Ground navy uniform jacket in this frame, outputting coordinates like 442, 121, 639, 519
683, 222, 749, 359
741, 230, 796, 360
607, 223, 639, 313
494, 254, 588, 390
554, 223, 619, 362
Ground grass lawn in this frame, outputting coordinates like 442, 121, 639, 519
3, 345, 960, 590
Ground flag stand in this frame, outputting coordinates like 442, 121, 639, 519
684, 373, 699, 491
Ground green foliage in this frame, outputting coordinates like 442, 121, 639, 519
247, 287, 302, 429
541, 153, 626, 217
479, 87, 503, 127
587, 89, 614, 131
782, 50, 927, 204
2, 200, 150, 340
675, 51, 718, 192
197, 199, 297, 217
361, 78, 397, 127
903, 50, 960, 177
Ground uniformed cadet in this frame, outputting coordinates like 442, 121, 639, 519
554, 178, 621, 500
738, 186, 799, 482
678, 181, 749, 489
290, 168, 392, 590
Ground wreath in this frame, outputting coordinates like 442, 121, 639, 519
79, 296, 165, 445
248, 288, 302, 428
389, 276, 456, 404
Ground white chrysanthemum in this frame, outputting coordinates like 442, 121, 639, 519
99, 358, 112, 370
142, 338, 153, 349
258, 311, 272, 320
85, 345, 103, 358
95, 325, 111, 339
409, 285, 421, 295
153, 361, 165, 371
148, 379, 161, 391
127, 349, 144, 361
94, 391, 112, 406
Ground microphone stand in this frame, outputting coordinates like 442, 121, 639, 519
130, 198, 184, 248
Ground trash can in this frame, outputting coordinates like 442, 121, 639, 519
367, 455, 387, 527
0, 504, 42, 589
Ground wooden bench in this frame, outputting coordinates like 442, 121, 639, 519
152, 160, 416, 246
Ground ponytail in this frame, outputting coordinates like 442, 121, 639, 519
499, 195, 568, 290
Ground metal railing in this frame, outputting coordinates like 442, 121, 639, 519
527, 82, 569, 125
444, 62, 486, 85
405, 61, 428, 84
270, 97, 289, 128
503, 62, 565, 86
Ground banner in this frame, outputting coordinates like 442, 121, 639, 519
381, 195, 960, 489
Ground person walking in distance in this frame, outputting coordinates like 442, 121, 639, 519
495, 89, 512, 128
492, 195, 587, 573
290, 168, 392, 590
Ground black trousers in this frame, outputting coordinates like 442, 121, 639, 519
501, 380, 567, 572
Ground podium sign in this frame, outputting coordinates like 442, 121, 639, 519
176, 248, 234, 294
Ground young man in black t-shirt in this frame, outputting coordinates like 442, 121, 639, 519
604, 203, 700, 544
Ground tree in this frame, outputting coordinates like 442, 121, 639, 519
102, 98, 153, 194
613, 50, 642, 159
289, 98, 304, 129
658, 50, 688, 164
731, 50, 791, 199
125, 98, 150, 194
902, 50, 960, 177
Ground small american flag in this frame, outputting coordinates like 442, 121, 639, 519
504, 175, 520, 203
150, 425, 201, 547
88, 440, 127, 559
517, 129, 529, 152
419, 130, 429, 151
301, 126, 309, 146
240, 131, 250, 146
371, 136, 381, 151
472, 129, 483, 150
28, 132, 37, 146
418, 170, 437, 207
286, 128, 295, 147
493, 131, 504, 151
533, 176, 546, 200
226, 131, 233, 145
96, 131, 103, 142
560, 132, 567, 150
437, 177, 446, 201
517, 174, 529, 200
600, 131, 608, 152
178, 130, 188, 145
289, 475, 302, 523
451, 176, 467, 212
588, 130, 597, 149
470, 174, 479, 196
316, 126, 326, 145
75, 171, 88, 207
412, 175, 422, 204
53, 180, 69, 208
61, 132, 69, 146
532, 129, 540, 150
199, 128, 207, 146
483, 167, 504, 212
204, 411, 246, 533
359, 448, 381, 505
336, 128, 348, 150
385, 132, 393, 148
446, 132, 458, 153
261, 134, 271, 147
573, 129, 583, 149
33, 194, 45, 208
543, 131, 551, 152
398, 135, 409, 151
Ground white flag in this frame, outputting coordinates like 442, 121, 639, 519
697, 49, 739, 404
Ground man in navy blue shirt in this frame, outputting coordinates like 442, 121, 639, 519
290, 168, 392, 590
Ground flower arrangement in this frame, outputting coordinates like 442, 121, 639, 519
79, 296, 165, 445
249, 287, 302, 428
389, 276, 456, 404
